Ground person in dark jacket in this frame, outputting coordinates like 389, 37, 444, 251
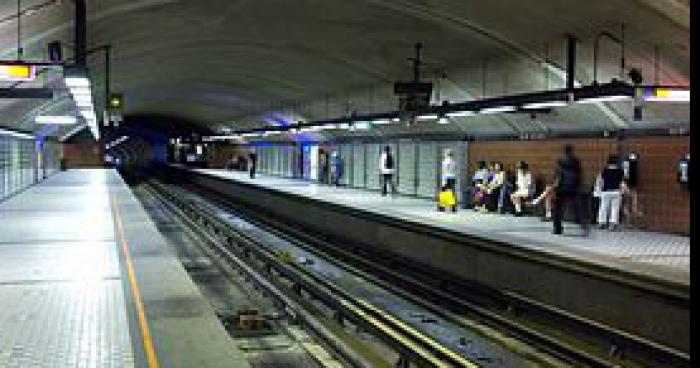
596, 155, 624, 231
552, 144, 588, 235
248, 151, 257, 179
330, 150, 343, 186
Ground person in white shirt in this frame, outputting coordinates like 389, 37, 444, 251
441, 150, 457, 192
380, 145, 397, 197
510, 161, 533, 217
483, 162, 505, 212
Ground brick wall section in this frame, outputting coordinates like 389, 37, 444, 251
206, 145, 250, 168
621, 136, 690, 234
61, 143, 104, 168
467, 136, 689, 235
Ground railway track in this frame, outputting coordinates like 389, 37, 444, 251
144, 182, 522, 367
145, 178, 688, 368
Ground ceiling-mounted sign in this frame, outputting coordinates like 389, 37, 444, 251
0, 64, 36, 81
108, 93, 123, 109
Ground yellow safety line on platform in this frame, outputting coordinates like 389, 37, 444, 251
111, 195, 160, 368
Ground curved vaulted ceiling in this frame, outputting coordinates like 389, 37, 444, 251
0, 0, 690, 138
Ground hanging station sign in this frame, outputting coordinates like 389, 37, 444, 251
0, 63, 36, 81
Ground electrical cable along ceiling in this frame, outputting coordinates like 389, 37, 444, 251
0, 0, 690, 138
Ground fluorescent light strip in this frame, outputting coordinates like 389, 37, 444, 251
354, 122, 371, 130
521, 101, 568, 109
70, 87, 91, 96
479, 106, 516, 114
0, 128, 33, 139
65, 77, 90, 88
372, 119, 393, 125
577, 95, 630, 104
416, 114, 438, 121
35, 116, 77, 125
445, 111, 475, 118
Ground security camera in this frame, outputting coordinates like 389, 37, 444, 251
628, 68, 643, 85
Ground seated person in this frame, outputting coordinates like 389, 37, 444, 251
471, 161, 491, 211
510, 161, 533, 216
482, 162, 505, 212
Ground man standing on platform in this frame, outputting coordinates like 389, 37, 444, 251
380, 145, 397, 197
552, 144, 589, 236
248, 151, 257, 179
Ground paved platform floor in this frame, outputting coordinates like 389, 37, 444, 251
0, 169, 251, 368
190, 168, 690, 284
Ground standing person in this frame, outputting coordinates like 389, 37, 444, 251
552, 145, 588, 235
330, 151, 343, 186
248, 151, 257, 179
318, 149, 328, 184
510, 161, 533, 216
380, 145, 397, 197
441, 149, 457, 192
596, 155, 624, 231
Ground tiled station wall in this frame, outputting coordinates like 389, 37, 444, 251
467, 136, 690, 234
255, 141, 465, 200
0, 135, 61, 201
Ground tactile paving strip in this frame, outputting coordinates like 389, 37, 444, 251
0, 281, 134, 368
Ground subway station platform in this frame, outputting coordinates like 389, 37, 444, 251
0, 169, 250, 368
187, 168, 689, 284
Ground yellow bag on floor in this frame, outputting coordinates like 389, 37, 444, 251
438, 190, 456, 208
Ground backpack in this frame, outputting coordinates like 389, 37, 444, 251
385, 153, 394, 169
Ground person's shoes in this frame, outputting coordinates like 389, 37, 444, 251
598, 223, 607, 230
609, 224, 619, 231
540, 217, 552, 222
514, 212, 523, 217
552, 230, 562, 235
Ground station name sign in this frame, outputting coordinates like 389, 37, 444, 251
0, 63, 37, 81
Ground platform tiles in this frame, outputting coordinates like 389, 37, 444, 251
0, 169, 252, 368
0, 169, 133, 368
191, 168, 689, 281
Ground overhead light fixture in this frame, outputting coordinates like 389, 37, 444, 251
69, 87, 91, 96
338, 123, 351, 130
445, 111, 475, 118
35, 115, 77, 125
0, 128, 34, 139
479, 106, 516, 114
392, 117, 400, 122
65, 77, 90, 88
522, 101, 568, 109
437, 116, 450, 124
416, 114, 438, 121
372, 119, 393, 125
577, 95, 630, 104
354, 121, 371, 130
645, 89, 690, 103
